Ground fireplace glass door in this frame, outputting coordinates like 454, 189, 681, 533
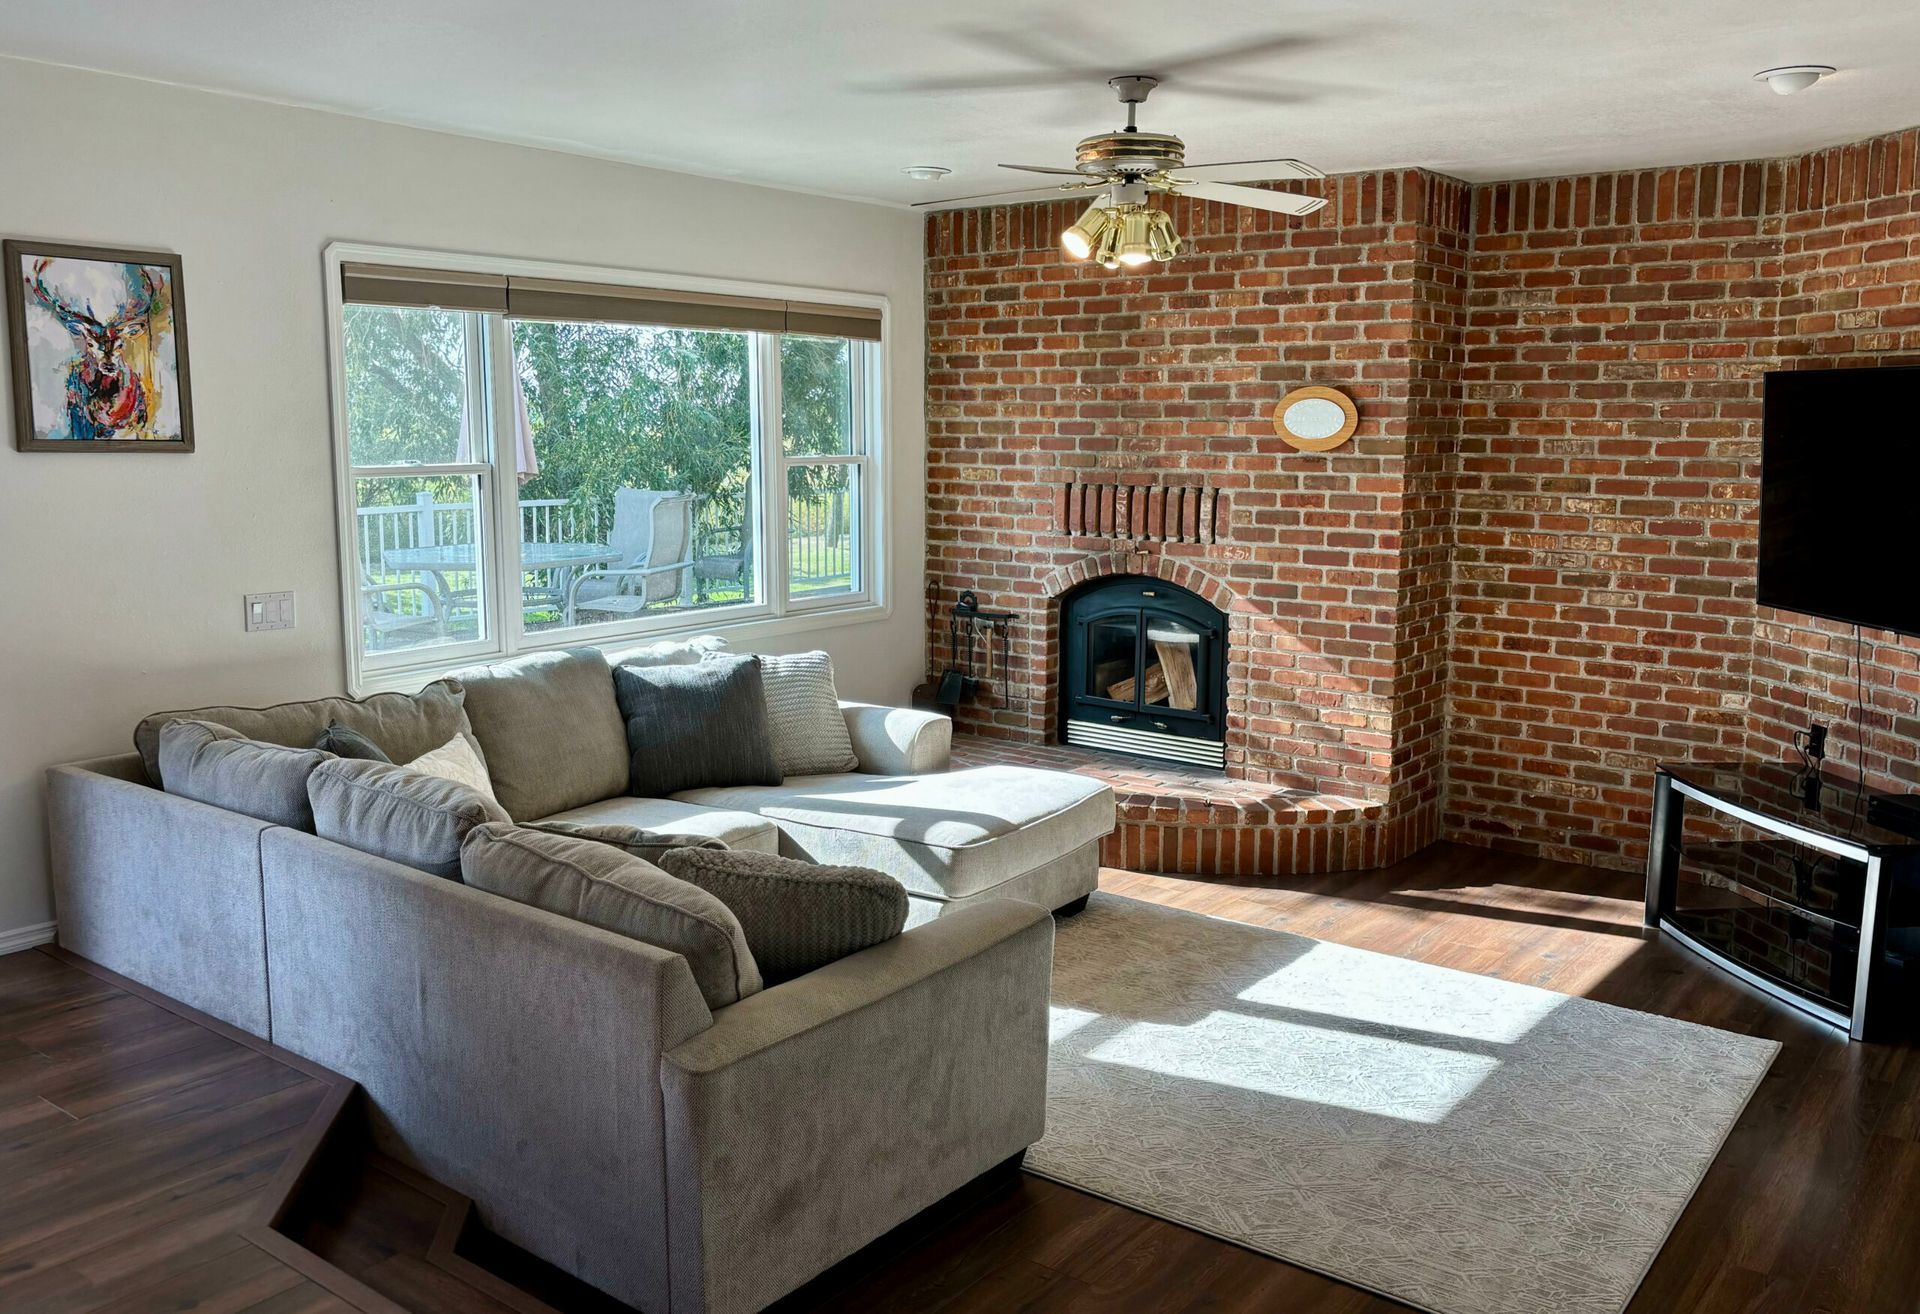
1061, 576, 1227, 768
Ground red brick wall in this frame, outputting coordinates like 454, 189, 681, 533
925, 127, 1920, 874
925, 171, 1470, 848
1451, 129, 1920, 869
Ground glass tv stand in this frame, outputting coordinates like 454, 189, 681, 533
1646, 762, 1919, 1040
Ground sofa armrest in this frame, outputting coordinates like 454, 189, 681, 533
839, 700, 951, 775
47, 758, 273, 1036
661, 899, 1054, 1314
259, 828, 712, 1314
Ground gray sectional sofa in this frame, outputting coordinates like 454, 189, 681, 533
45, 640, 1114, 1314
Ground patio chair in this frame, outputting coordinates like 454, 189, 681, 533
565, 489, 697, 625
360, 575, 445, 650
693, 481, 754, 604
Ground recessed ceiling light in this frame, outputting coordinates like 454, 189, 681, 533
902, 165, 952, 181
1754, 65, 1836, 96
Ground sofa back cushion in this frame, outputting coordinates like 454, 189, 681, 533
613, 654, 781, 797
310, 759, 509, 880
159, 720, 330, 830
137, 678, 474, 788
657, 846, 906, 986
448, 648, 628, 821
461, 823, 760, 1009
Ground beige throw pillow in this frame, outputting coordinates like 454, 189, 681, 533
405, 734, 501, 810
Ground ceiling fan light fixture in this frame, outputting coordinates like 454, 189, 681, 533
1061, 200, 1112, 260
1093, 216, 1123, 269
1116, 208, 1155, 267
1147, 209, 1181, 262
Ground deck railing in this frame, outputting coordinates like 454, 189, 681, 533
356, 492, 850, 591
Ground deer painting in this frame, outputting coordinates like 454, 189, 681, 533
5, 242, 193, 451
25, 257, 165, 440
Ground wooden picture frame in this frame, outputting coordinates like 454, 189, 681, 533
1273, 384, 1357, 452
5, 239, 195, 453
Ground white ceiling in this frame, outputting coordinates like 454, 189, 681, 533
3, 0, 1918, 207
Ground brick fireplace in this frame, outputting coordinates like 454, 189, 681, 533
925, 125, 1920, 879
926, 171, 1470, 873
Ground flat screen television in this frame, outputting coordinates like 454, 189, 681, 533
1759, 366, 1920, 638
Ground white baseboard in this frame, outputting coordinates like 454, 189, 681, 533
0, 921, 56, 956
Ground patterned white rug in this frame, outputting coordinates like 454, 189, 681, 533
1030, 894, 1779, 1314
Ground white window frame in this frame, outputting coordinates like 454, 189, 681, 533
323, 242, 890, 695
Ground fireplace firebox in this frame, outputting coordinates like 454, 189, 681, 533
1060, 576, 1227, 768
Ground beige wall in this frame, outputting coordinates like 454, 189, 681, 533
0, 58, 926, 942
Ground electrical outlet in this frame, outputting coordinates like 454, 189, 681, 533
1807, 722, 1827, 761
245, 591, 295, 633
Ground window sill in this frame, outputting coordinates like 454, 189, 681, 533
351, 597, 894, 696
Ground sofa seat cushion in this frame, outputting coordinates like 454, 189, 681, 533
448, 648, 628, 821
537, 796, 780, 853
673, 766, 1116, 901
137, 678, 474, 788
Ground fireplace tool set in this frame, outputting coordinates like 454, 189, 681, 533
935, 590, 1015, 708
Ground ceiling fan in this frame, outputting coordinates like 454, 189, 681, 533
915, 75, 1328, 268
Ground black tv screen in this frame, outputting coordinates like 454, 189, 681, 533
1760, 366, 1920, 638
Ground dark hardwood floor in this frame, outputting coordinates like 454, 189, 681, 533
5, 841, 1917, 1313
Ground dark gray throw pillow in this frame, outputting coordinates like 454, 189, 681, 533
312, 720, 392, 762
309, 758, 509, 880
523, 820, 727, 867
613, 655, 782, 797
657, 847, 907, 986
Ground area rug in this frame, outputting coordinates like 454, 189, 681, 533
1029, 894, 1779, 1314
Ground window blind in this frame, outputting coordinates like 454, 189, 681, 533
339, 263, 508, 314
342, 264, 881, 340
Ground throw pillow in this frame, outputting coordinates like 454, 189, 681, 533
404, 733, 502, 811
158, 720, 331, 830
757, 651, 859, 777
312, 720, 392, 762
657, 847, 907, 986
308, 759, 509, 880
523, 820, 727, 867
612, 654, 781, 797
461, 823, 761, 1009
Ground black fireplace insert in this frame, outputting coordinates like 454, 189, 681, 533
1060, 575, 1227, 767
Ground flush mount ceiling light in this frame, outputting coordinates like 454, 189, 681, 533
914, 75, 1326, 270
1754, 65, 1836, 96
901, 164, 952, 181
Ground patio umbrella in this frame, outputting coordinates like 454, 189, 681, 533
456, 370, 540, 485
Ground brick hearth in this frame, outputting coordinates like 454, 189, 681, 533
951, 735, 1375, 875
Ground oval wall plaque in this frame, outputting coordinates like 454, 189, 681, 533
1273, 385, 1358, 452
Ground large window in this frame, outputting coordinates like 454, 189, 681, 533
329, 253, 882, 686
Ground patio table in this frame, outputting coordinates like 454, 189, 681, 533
382, 541, 617, 620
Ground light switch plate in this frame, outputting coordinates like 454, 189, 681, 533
245, 591, 295, 632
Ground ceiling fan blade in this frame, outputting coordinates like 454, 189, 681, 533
1168, 180, 1328, 217
1173, 158, 1326, 184
913, 182, 1104, 211
1000, 163, 1085, 176
1151, 32, 1331, 76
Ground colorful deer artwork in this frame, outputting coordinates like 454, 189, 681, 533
5, 242, 193, 451
26, 259, 162, 440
